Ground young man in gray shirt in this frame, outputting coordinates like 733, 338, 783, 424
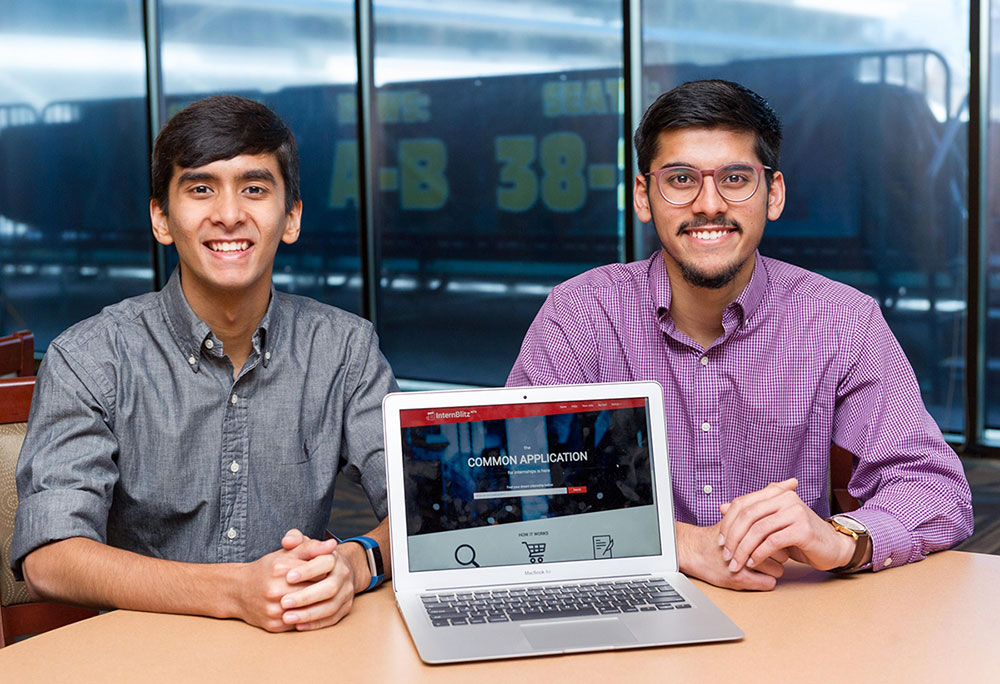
12, 95, 395, 632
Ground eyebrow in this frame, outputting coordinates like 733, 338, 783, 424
176, 170, 216, 185
656, 161, 754, 170
239, 168, 278, 184
175, 168, 278, 185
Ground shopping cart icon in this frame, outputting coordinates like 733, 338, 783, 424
522, 541, 546, 563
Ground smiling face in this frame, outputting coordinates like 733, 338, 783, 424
634, 127, 784, 294
150, 152, 301, 307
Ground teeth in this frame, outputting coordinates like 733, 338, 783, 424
690, 230, 727, 240
208, 241, 249, 252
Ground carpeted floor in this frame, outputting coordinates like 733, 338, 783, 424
956, 457, 1000, 555
330, 457, 1000, 555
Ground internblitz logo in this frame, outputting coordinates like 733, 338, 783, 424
425, 409, 477, 421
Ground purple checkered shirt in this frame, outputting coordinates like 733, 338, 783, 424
508, 251, 973, 571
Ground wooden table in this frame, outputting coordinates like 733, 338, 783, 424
2, 551, 996, 683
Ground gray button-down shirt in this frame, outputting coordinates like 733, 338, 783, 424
12, 270, 396, 577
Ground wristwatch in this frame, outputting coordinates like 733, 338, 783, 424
826, 515, 870, 573
339, 535, 385, 592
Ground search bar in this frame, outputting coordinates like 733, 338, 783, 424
473, 486, 586, 499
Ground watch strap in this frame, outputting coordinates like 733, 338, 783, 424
338, 535, 385, 592
826, 518, 870, 573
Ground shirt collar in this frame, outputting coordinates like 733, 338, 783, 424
726, 251, 768, 328
159, 267, 282, 372
649, 251, 672, 319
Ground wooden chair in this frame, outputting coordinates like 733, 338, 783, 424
0, 376, 97, 647
0, 331, 34, 378
830, 443, 860, 514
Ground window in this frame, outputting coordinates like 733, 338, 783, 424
1, 1, 995, 451
985, 0, 1000, 439
159, 0, 362, 315
372, 0, 625, 385
0, 0, 149, 346
641, 1, 970, 434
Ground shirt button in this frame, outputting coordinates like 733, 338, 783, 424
265, 351, 271, 360
701, 422, 711, 432
187, 355, 196, 365
204, 339, 214, 350
702, 484, 713, 494
231, 393, 238, 404
226, 527, 238, 540
700, 356, 709, 366
230, 461, 240, 473
883, 557, 892, 567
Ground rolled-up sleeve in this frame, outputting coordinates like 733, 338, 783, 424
833, 300, 973, 571
11, 343, 119, 580
340, 323, 397, 521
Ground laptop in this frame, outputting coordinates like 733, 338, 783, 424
382, 381, 742, 664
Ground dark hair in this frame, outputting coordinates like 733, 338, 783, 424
151, 94, 300, 215
633, 80, 782, 185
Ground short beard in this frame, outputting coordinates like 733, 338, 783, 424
658, 215, 751, 290
677, 258, 747, 289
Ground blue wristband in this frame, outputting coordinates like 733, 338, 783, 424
337, 535, 385, 592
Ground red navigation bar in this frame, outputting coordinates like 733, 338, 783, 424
400, 398, 647, 428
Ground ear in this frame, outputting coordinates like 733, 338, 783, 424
281, 201, 303, 245
150, 199, 174, 246
766, 170, 785, 221
633, 173, 653, 223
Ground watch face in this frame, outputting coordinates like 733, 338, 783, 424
832, 515, 867, 533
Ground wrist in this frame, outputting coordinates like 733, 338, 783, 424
834, 531, 856, 568
337, 541, 371, 594
674, 521, 699, 576
222, 562, 252, 620
826, 515, 871, 573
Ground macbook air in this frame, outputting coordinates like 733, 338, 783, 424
382, 381, 742, 663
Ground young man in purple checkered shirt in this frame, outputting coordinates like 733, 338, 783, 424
508, 79, 972, 590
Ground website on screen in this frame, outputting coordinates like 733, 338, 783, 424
399, 398, 661, 571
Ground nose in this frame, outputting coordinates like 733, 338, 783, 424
210, 189, 246, 228
689, 171, 729, 217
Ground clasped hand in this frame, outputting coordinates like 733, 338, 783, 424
678, 479, 855, 591
237, 529, 357, 632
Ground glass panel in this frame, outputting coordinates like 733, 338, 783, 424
986, 0, 1000, 439
641, 1, 969, 434
372, 0, 626, 385
0, 0, 149, 348
159, 0, 361, 315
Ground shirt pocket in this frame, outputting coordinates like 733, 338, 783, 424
727, 418, 826, 510
280, 435, 316, 465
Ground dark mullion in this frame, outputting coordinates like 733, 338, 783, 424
143, 0, 167, 290
622, 0, 637, 263
354, 0, 379, 328
965, 0, 987, 455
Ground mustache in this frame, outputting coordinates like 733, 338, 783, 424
677, 216, 741, 236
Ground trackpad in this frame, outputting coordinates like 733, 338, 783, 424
521, 618, 637, 652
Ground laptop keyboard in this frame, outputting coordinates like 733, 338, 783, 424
421, 577, 691, 627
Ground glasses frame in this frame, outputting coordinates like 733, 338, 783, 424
644, 163, 773, 206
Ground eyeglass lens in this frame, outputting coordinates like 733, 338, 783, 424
657, 165, 762, 204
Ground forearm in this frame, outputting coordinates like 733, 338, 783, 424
22, 537, 242, 619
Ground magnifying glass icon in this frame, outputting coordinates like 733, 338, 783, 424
454, 544, 479, 568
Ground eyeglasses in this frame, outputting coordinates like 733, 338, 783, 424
645, 163, 772, 206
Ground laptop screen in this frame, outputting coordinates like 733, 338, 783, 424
399, 396, 662, 572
